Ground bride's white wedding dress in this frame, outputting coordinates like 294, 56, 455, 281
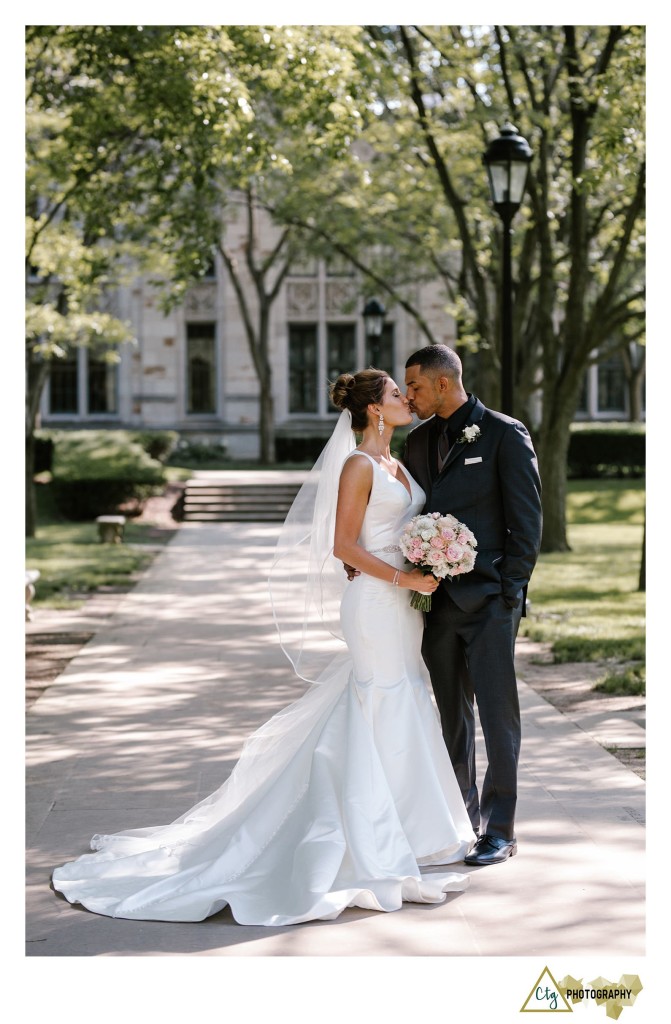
52, 452, 474, 925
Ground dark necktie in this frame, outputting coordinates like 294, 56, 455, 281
437, 422, 450, 471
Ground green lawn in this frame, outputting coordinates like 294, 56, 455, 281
522, 479, 645, 687
26, 484, 175, 608
27, 478, 646, 688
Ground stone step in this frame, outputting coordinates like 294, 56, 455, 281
184, 493, 297, 503
183, 513, 295, 521
183, 510, 291, 522
185, 507, 295, 516
184, 490, 299, 499
181, 477, 302, 522
185, 482, 302, 490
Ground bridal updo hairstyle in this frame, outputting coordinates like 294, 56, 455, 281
330, 369, 389, 431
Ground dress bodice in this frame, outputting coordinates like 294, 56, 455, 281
345, 451, 425, 552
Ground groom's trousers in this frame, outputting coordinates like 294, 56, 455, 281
421, 586, 523, 841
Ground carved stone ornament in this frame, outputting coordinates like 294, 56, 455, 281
286, 281, 319, 315
326, 279, 358, 315
184, 283, 217, 316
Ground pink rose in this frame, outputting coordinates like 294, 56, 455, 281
430, 536, 445, 548
446, 544, 464, 562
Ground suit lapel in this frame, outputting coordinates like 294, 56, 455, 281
439, 438, 464, 475
434, 399, 486, 483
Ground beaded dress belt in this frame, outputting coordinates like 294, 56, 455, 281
368, 545, 401, 553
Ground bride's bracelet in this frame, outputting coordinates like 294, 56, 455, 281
391, 569, 400, 586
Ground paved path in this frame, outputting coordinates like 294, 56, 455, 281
26, 524, 645, 959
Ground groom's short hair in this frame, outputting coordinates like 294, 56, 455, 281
405, 344, 462, 383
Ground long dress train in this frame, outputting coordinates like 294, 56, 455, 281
51, 452, 474, 925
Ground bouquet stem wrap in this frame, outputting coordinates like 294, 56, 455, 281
409, 581, 435, 612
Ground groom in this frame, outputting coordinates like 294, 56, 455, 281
403, 345, 542, 865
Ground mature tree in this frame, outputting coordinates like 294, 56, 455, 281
28, 25, 645, 547
26, 25, 230, 534
159, 25, 369, 461
26, 25, 369, 485
280, 25, 645, 551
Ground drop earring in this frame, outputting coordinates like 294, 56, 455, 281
378, 412, 385, 436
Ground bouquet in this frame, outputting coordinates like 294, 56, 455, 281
399, 512, 477, 611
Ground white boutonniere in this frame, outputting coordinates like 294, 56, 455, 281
458, 424, 481, 445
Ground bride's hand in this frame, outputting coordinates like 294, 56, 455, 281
402, 569, 439, 594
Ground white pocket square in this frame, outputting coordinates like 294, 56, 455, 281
464, 456, 482, 464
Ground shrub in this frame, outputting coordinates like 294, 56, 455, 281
390, 426, 412, 459
48, 430, 166, 520
167, 438, 229, 465
131, 430, 179, 463
568, 423, 645, 479
275, 435, 331, 463
33, 434, 54, 473
50, 480, 164, 520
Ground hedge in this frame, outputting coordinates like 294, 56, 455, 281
43, 430, 166, 520
275, 423, 645, 477
567, 422, 645, 478
130, 430, 179, 463
34, 436, 55, 474
275, 424, 413, 463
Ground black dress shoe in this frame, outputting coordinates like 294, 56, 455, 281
464, 834, 517, 866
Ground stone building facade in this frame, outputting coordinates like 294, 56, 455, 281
39, 215, 642, 457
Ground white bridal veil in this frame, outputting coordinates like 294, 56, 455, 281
268, 409, 356, 684
72, 412, 358, 858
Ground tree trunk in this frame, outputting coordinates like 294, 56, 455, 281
628, 367, 645, 423
26, 432, 38, 539
638, 514, 645, 592
536, 414, 572, 553
258, 381, 275, 464
255, 300, 276, 464
25, 353, 49, 538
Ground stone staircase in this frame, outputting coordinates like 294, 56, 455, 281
181, 470, 309, 523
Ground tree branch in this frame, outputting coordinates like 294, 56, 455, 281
397, 25, 489, 332
272, 208, 439, 344
218, 240, 260, 374
413, 26, 489, 113
498, 26, 538, 110
587, 160, 645, 338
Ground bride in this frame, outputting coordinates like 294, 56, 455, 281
51, 369, 475, 926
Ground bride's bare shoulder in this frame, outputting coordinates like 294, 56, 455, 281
341, 450, 374, 473
339, 451, 374, 489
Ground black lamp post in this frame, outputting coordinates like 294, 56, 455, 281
483, 123, 533, 415
362, 298, 386, 366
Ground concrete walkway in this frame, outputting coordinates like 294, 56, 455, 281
26, 523, 645, 958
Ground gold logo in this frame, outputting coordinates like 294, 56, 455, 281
557, 974, 644, 1019
521, 966, 573, 1012
520, 969, 644, 1017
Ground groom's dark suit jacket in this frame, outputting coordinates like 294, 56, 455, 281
404, 396, 542, 615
